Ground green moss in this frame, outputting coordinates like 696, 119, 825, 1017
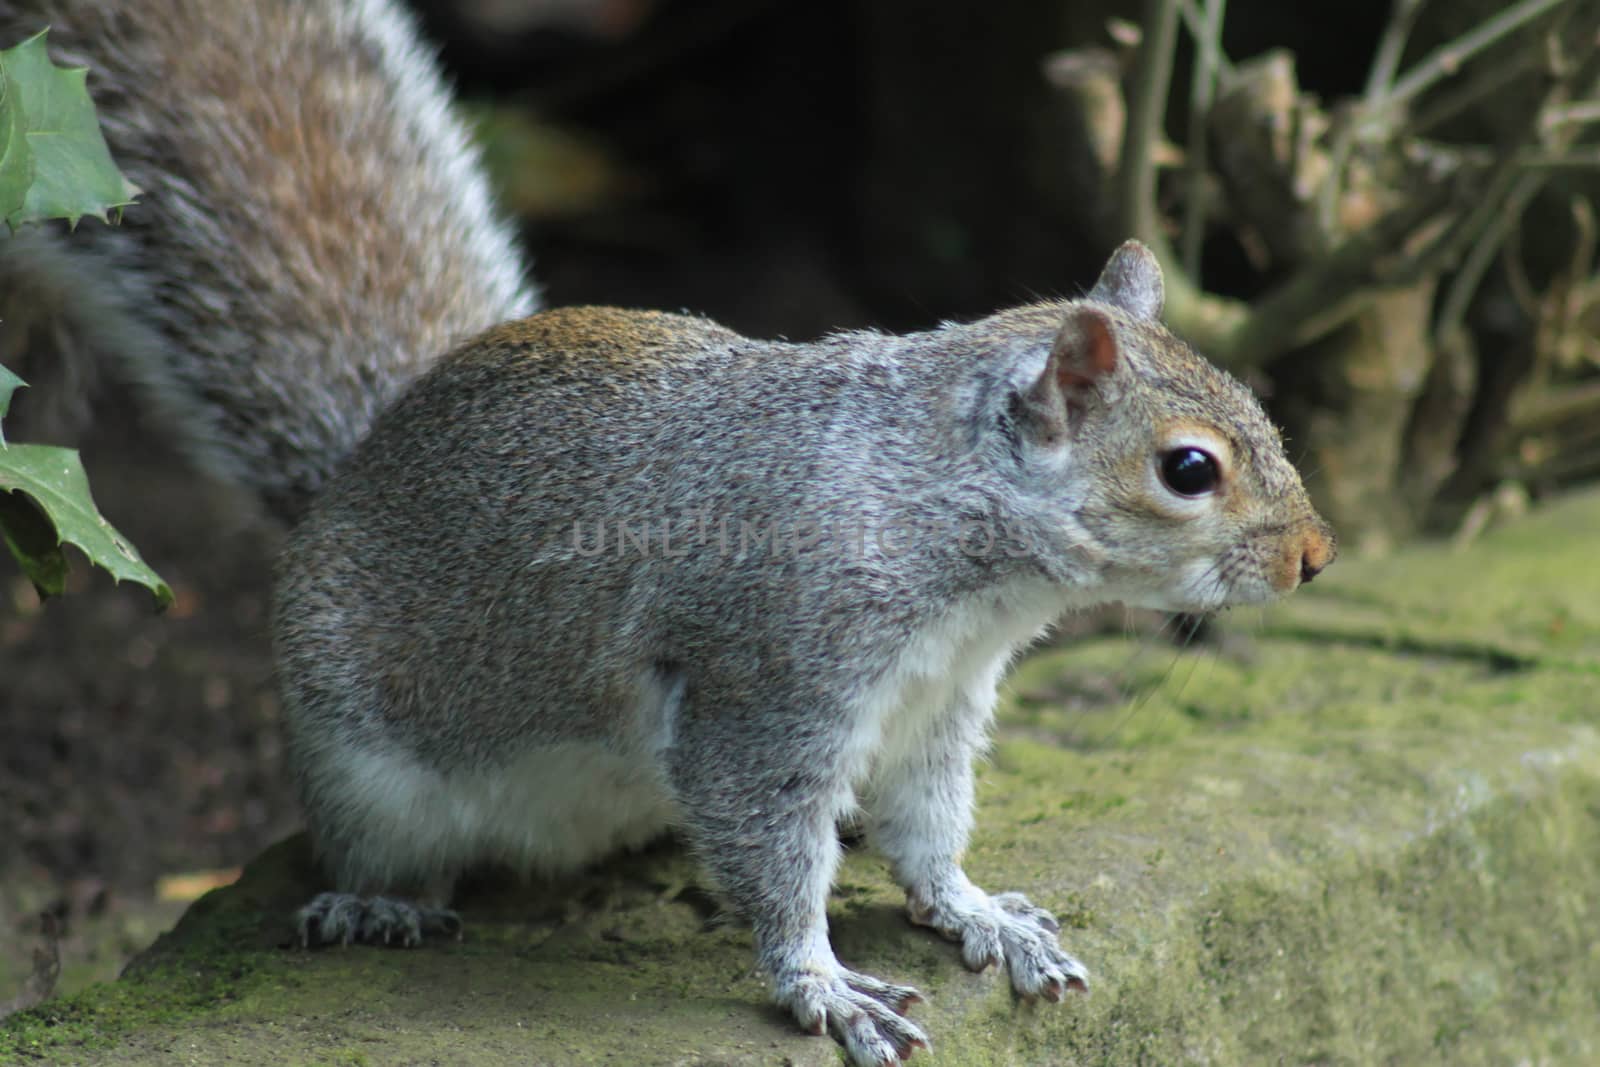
0, 863, 289, 1061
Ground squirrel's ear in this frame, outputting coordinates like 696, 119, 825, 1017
1019, 307, 1118, 442
1089, 240, 1164, 321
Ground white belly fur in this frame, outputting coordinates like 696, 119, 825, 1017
326, 738, 678, 885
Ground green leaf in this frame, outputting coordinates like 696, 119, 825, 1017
0, 362, 23, 446
0, 51, 33, 227
0, 442, 172, 607
0, 29, 138, 231
0, 486, 67, 596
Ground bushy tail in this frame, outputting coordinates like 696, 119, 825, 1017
0, 0, 536, 520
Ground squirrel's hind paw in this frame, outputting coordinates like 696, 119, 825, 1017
296, 892, 461, 948
777, 965, 929, 1066
910, 886, 1089, 1002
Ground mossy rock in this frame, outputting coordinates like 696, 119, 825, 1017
6, 491, 1600, 1066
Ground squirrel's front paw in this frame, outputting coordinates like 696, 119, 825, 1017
296, 891, 461, 948
909, 886, 1089, 1002
775, 964, 929, 1066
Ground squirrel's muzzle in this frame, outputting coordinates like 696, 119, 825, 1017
1296, 523, 1337, 586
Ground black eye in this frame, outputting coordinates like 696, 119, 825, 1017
1160, 448, 1220, 496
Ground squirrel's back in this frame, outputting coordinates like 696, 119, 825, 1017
0, 0, 536, 519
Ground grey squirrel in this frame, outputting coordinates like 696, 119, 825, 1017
0, 1, 1335, 1064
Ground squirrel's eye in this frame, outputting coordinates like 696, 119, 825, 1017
1160, 447, 1220, 496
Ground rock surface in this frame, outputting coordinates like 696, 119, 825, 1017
5, 490, 1600, 1066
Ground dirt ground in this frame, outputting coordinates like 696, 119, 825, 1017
1, 409, 300, 1004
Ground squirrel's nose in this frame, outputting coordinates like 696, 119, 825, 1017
1298, 526, 1337, 585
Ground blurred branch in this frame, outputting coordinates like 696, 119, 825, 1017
1119, 0, 1181, 246
1094, 0, 1600, 374
1378, 0, 1572, 122
1319, 0, 1428, 233
1512, 379, 1600, 433
1517, 147, 1600, 167
1433, 171, 1548, 345
1180, 0, 1226, 281
1539, 100, 1600, 127
1175, 0, 1232, 77
1214, 190, 1456, 365
1389, 151, 1528, 287
1324, 0, 1562, 233
1430, 45, 1600, 344
1410, 41, 1543, 134
1116, 0, 1253, 353
1364, 0, 1430, 108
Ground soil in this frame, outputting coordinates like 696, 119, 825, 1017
0, 411, 299, 1002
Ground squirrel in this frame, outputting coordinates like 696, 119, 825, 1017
0, 2, 1336, 1065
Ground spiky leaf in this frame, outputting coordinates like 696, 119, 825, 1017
0, 371, 170, 606
0, 29, 137, 230
0, 362, 23, 445
0, 52, 32, 226
0, 440, 172, 606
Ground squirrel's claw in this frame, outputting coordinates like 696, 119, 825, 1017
908, 884, 1090, 1003
777, 965, 930, 1066
294, 891, 459, 950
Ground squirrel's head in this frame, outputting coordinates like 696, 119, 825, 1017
983, 241, 1335, 613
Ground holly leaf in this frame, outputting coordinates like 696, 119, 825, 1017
0, 34, 161, 607
0, 28, 137, 231
0, 362, 23, 446
0, 441, 172, 607
0, 51, 33, 227
0, 482, 67, 597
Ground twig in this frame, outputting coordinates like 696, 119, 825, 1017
1381, 45, 1599, 294
1431, 43, 1600, 343
1180, 0, 1226, 281
1541, 100, 1600, 126
1175, 0, 1233, 77
1511, 379, 1600, 433
1565, 197, 1597, 298
1381, 0, 1571, 117
1363, 0, 1430, 108
1433, 57, 1600, 342
1323, 0, 1535, 233
1384, 156, 1526, 288
1326, 0, 1430, 243
1409, 42, 1544, 135
1119, 0, 1182, 245
1432, 171, 1549, 345
1317, 110, 1357, 240
1501, 205, 1542, 319
1217, 190, 1456, 365
1515, 147, 1600, 168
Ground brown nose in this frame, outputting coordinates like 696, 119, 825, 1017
1299, 526, 1336, 585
